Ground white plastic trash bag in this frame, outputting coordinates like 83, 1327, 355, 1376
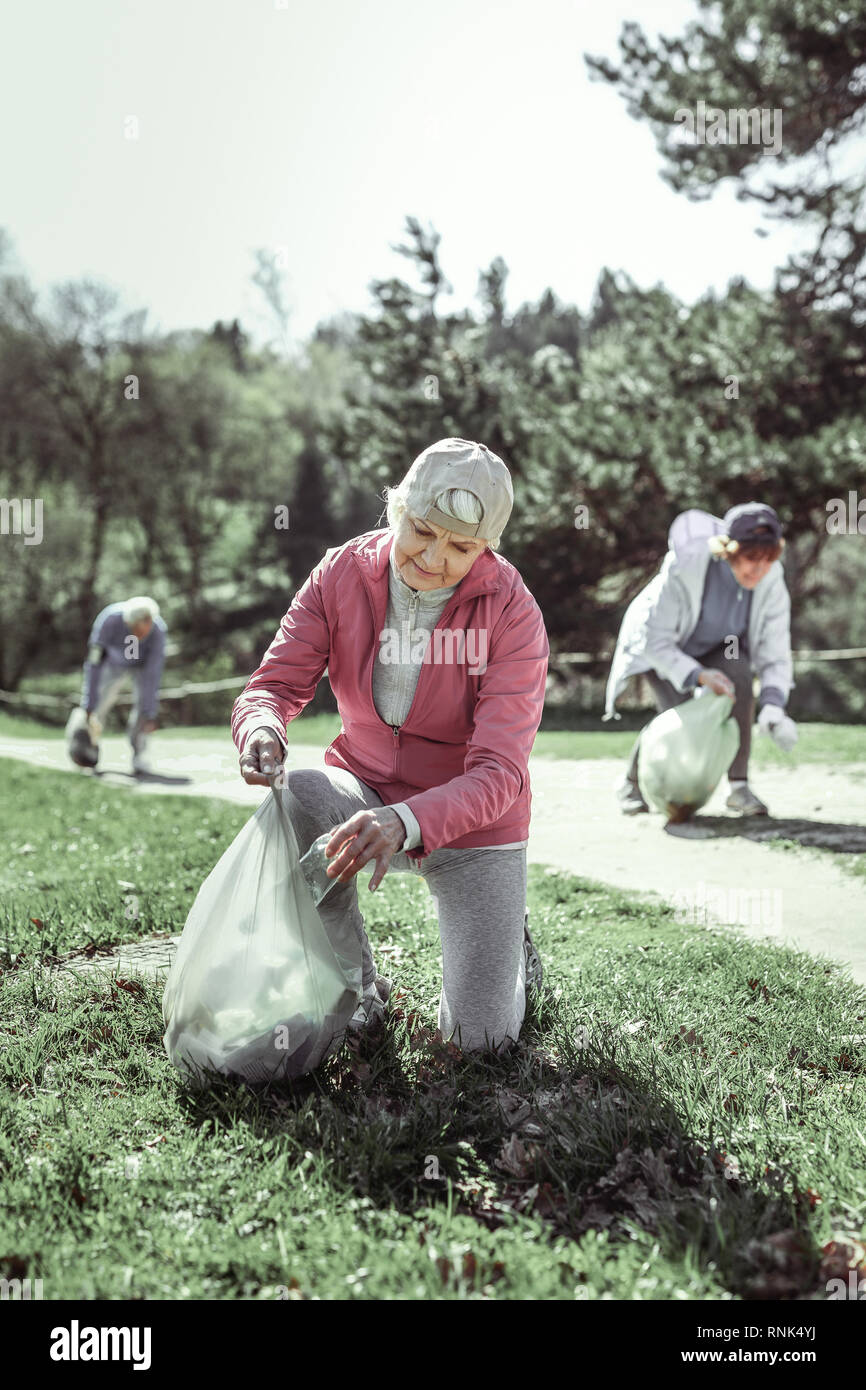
163, 784, 363, 1086
638, 690, 739, 822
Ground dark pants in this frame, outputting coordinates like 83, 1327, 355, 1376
625, 641, 754, 792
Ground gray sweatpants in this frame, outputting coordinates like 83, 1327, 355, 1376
285, 765, 527, 1054
91, 667, 150, 757
66, 667, 150, 764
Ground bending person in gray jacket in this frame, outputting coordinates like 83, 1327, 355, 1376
67, 596, 167, 775
604, 503, 796, 817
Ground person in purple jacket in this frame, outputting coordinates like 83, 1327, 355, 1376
66, 596, 167, 775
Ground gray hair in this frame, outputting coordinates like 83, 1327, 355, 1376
122, 595, 161, 626
708, 533, 786, 561
383, 484, 500, 550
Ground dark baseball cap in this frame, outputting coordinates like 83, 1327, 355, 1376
723, 502, 783, 543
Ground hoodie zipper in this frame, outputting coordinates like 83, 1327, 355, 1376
355, 541, 498, 759
389, 584, 477, 740
367, 583, 421, 777
388, 587, 421, 777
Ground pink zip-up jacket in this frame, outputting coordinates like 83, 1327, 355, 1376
231, 528, 549, 857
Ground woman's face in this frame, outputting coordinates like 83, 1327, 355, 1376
728, 550, 774, 590
392, 509, 487, 590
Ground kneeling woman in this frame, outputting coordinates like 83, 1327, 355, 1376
605, 503, 797, 816
232, 438, 549, 1053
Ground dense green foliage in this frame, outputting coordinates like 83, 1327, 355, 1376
587, 0, 866, 313
1, 0, 864, 718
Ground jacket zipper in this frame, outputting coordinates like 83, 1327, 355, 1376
387, 586, 479, 736
388, 588, 422, 778
355, 545, 496, 742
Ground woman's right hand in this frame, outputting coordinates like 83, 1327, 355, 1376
239, 727, 286, 785
697, 668, 735, 698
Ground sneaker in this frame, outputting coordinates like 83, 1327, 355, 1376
132, 755, 151, 776
69, 727, 99, 769
726, 784, 769, 816
616, 778, 649, 815
347, 974, 392, 1033
523, 914, 543, 992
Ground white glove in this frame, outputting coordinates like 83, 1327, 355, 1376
758, 704, 798, 752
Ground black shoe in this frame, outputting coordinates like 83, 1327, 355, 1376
69, 728, 98, 768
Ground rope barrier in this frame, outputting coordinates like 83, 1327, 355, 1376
0, 676, 249, 708
549, 648, 866, 665
1, 647, 864, 709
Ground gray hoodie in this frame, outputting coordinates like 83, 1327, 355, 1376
604, 509, 793, 720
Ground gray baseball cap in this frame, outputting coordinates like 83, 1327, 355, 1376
723, 502, 783, 543
402, 438, 513, 540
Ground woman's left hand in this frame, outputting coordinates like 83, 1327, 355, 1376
325, 807, 406, 892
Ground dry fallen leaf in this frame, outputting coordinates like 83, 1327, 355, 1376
743, 1230, 815, 1299
113, 978, 144, 996
794, 1186, 822, 1212
495, 1134, 540, 1179
819, 1238, 866, 1284
436, 1251, 505, 1288
495, 1088, 533, 1130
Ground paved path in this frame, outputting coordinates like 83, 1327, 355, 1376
51, 934, 181, 986
3, 731, 865, 987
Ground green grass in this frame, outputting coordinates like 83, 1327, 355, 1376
3, 707, 865, 768
765, 835, 866, 887
1, 758, 865, 1300
531, 722, 866, 766
0, 708, 345, 746
0, 709, 64, 739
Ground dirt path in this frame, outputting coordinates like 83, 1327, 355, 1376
529, 755, 866, 986
3, 731, 865, 987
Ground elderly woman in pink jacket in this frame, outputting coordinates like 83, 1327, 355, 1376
231, 439, 549, 1054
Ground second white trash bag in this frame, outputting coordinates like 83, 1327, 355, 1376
162, 783, 363, 1086
638, 690, 739, 822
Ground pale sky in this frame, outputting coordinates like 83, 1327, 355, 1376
1, 0, 825, 348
